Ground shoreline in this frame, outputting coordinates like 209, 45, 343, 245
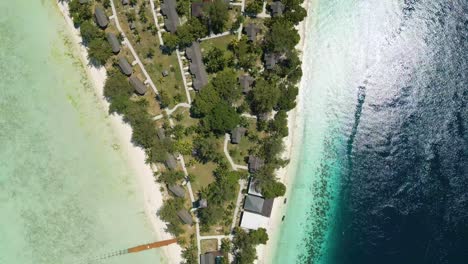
256, 0, 316, 262
55, 2, 182, 263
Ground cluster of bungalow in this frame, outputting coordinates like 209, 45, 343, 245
88, 3, 148, 96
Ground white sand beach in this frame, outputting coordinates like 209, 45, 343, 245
56, 2, 182, 263
256, 0, 316, 262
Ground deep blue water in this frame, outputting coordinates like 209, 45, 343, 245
326, 1, 468, 263
264, 0, 466, 263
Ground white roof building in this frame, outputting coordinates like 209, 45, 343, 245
239, 211, 270, 230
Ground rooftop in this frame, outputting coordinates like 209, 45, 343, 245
244, 23, 260, 42
118, 57, 133, 76
106, 33, 120, 54
239, 211, 269, 230
239, 74, 255, 93
186, 42, 208, 91
177, 209, 193, 225
129, 75, 147, 95
231, 127, 246, 144
161, 0, 180, 33
94, 7, 109, 29
168, 185, 185, 197
248, 155, 264, 173
270, 1, 285, 17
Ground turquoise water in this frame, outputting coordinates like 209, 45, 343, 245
0, 1, 166, 263
272, 0, 369, 262
274, 0, 468, 263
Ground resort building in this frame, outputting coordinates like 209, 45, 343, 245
106, 33, 120, 54
231, 127, 246, 144
165, 153, 178, 170
200, 251, 223, 264
177, 209, 193, 225
239, 74, 255, 94
186, 42, 208, 91
191, 2, 205, 18
161, 0, 180, 33
248, 155, 264, 173
240, 179, 275, 230
168, 185, 185, 197
157, 128, 166, 140
264, 53, 278, 70
94, 7, 109, 29
270, 1, 285, 17
118, 57, 133, 76
244, 23, 260, 42
196, 198, 208, 209
129, 76, 147, 95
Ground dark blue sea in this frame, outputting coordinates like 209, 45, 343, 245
273, 0, 467, 263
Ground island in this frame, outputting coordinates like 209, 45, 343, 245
61, 0, 306, 262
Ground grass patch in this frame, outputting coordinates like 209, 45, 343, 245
200, 239, 218, 254
186, 159, 217, 194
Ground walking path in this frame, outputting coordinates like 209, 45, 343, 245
176, 50, 192, 104
237, 0, 247, 40
224, 134, 249, 171
257, 1, 271, 18
109, 0, 159, 95
112, 0, 200, 259
149, 0, 164, 45
199, 31, 231, 41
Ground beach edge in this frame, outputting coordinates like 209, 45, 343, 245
55, 2, 182, 263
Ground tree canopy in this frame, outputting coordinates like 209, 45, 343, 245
249, 79, 280, 114
206, 0, 229, 33
204, 47, 227, 73
264, 18, 299, 53
203, 103, 240, 135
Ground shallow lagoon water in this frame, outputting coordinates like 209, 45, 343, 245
0, 1, 165, 263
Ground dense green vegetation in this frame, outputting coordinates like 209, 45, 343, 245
232, 227, 269, 263
68, 1, 112, 65
68, 0, 307, 262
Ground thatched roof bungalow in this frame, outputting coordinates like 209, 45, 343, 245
94, 7, 109, 29
177, 209, 193, 225
118, 57, 133, 76
129, 76, 147, 95
106, 33, 120, 54
186, 42, 208, 91
168, 185, 185, 197
161, 0, 180, 33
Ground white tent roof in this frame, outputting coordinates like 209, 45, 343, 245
239, 211, 269, 230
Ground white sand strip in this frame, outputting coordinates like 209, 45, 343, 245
55, 2, 182, 263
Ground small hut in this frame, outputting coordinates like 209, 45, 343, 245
239, 74, 255, 94
168, 185, 185, 197
162, 70, 169, 77
106, 33, 120, 54
197, 198, 208, 209
122, 0, 130, 5
231, 127, 246, 144
94, 7, 109, 29
129, 76, 147, 95
264, 53, 277, 70
244, 23, 260, 42
165, 154, 177, 170
177, 209, 193, 225
79, 0, 89, 4
157, 128, 166, 139
118, 57, 133, 76
270, 1, 285, 17
248, 155, 264, 173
